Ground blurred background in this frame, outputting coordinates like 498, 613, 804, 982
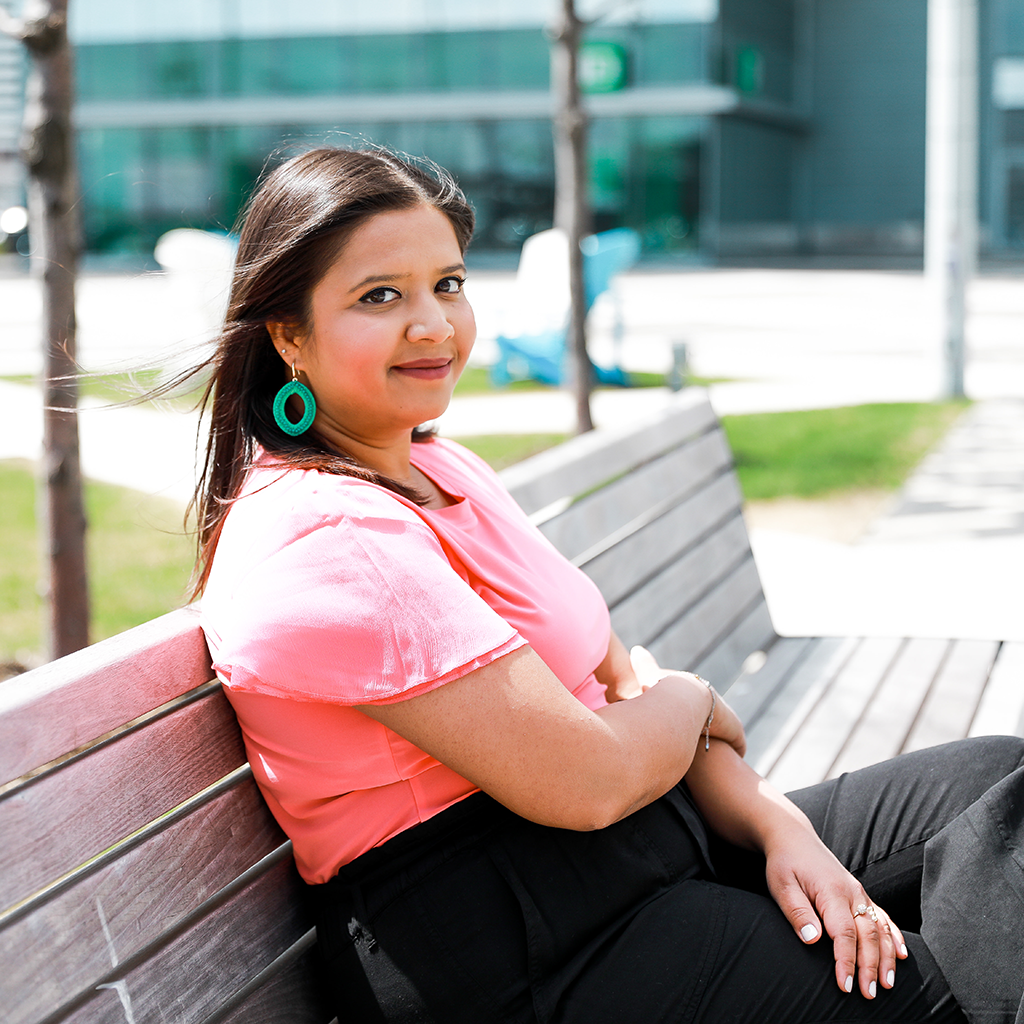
1, 0, 1023, 265
1, 0, 1023, 670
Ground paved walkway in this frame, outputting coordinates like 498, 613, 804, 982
750, 398, 1024, 642
2, 266, 1023, 642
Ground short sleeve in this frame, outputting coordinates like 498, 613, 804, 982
209, 484, 525, 705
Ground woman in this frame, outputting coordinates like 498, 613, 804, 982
196, 146, 1024, 1023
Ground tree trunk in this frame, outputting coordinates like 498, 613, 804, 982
15, 0, 89, 658
550, 0, 593, 434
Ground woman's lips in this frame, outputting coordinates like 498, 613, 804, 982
393, 359, 452, 381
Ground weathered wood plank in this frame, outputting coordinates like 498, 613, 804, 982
3, 781, 288, 1024
500, 389, 717, 516
828, 638, 950, 778
54, 856, 313, 1024
970, 641, 1024, 738
0, 607, 210, 785
210, 939, 333, 1024
748, 636, 860, 779
766, 637, 904, 792
581, 472, 743, 609
729, 637, 816, 727
693, 598, 777, 691
609, 515, 751, 646
903, 639, 1000, 752
0, 687, 246, 912
644, 555, 766, 673
538, 430, 733, 563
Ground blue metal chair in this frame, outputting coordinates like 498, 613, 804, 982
490, 227, 641, 387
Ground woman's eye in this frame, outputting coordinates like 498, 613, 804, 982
436, 276, 465, 295
361, 286, 401, 304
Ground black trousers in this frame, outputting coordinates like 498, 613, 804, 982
312, 736, 1024, 1024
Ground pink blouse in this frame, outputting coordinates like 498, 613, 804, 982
201, 438, 611, 883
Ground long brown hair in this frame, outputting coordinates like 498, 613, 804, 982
187, 147, 475, 597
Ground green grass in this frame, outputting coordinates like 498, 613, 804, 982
456, 433, 570, 470
454, 366, 728, 395
0, 460, 195, 670
454, 367, 545, 395
722, 401, 969, 501
0, 371, 205, 411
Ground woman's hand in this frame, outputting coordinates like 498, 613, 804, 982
762, 823, 909, 999
629, 646, 746, 758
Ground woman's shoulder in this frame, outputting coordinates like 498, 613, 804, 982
237, 459, 424, 530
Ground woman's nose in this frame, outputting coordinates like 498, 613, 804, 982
407, 296, 455, 343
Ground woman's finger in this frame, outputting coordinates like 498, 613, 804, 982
771, 872, 826, 950
628, 645, 661, 690
851, 902, 882, 998
817, 893, 860, 995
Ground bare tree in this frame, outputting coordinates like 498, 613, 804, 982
2, 0, 89, 658
550, 0, 594, 433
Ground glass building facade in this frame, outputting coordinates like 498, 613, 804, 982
33, 0, 1023, 260
71, 12, 728, 257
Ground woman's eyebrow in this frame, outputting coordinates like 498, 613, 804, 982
350, 273, 403, 294
350, 264, 466, 294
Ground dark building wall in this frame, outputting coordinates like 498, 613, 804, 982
718, 117, 795, 223
800, 0, 928, 235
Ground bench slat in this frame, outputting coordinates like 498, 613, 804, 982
765, 636, 904, 792
904, 639, 1000, 752
4, 781, 287, 1024
582, 472, 743, 609
0, 608, 210, 785
538, 430, 732, 563
54, 856, 312, 1024
500, 390, 717, 516
747, 636, 860, 777
209, 940, 333, 1024
969, 641, 1024, 738
828, 637, 951, 778
0, 686, 246, 912
693, 598, 776, 689
609, 515, 752, 647
644, 555, 766, 673
729, 637, 817, 728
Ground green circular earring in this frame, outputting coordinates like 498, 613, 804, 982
273, 363, 316, 436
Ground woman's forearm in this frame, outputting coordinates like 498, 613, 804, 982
683, 738, 816, 851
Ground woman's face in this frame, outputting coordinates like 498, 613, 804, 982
275, 203, 475, 451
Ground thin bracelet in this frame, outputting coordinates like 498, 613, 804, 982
695, 675, 715, 750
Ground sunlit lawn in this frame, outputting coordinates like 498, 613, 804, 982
1, 461, 195, 672
722, 401, 969, 500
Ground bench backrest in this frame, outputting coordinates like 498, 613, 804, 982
502, 388, 776, 686
0, 389, 773, 1023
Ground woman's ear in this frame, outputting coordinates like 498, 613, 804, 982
267, 321, 303, 368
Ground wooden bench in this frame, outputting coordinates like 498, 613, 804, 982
4, 388, 1021, 1023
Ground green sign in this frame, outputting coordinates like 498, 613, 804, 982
580, 41, 628, 94
735, 45, 764, 95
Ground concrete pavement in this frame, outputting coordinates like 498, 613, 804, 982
2, 265, 1023, 641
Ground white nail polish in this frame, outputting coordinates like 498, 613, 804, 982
887, 969, 895, 987
844, 976, 853, 993
900, 943, 908, 958
800, 924, 818, 942
869, 981, 877, 998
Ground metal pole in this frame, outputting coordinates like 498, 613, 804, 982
925, 0, 978, 399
